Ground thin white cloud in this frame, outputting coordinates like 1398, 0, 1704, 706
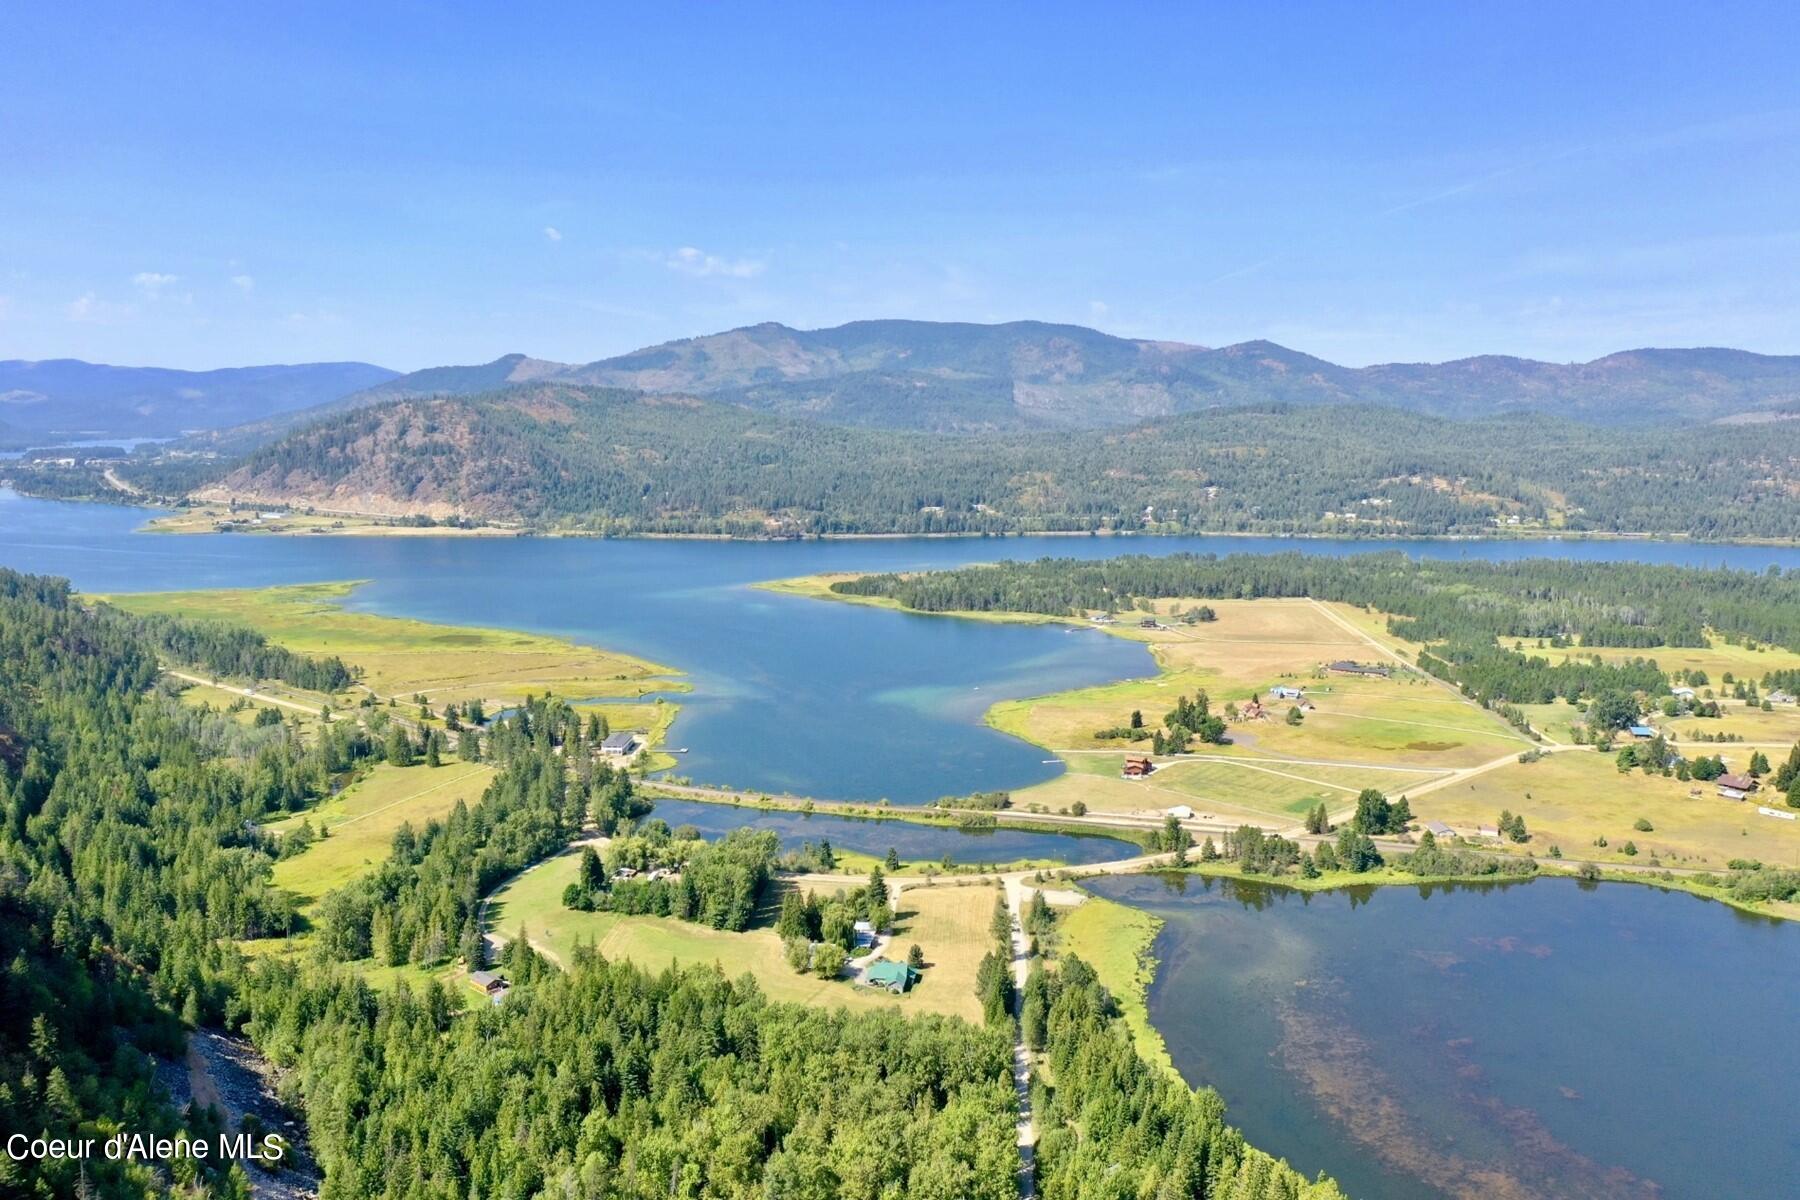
231, 274, 256, 292
131, 271, 180, 297
665, 246, 765, 279
1088, 299, 1109, 319
543, 226, 563, 242
67, 292, 135, 324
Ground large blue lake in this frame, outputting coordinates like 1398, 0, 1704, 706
1089, 873, 1800, 1200
6, 490, 1800, 804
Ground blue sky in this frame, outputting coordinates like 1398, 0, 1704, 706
4, 2, 1798, 370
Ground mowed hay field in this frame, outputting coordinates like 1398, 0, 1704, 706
485, 850, 993, 1020
99, 581, 681, 706
1149, 757, 1449, 818
1412, 749, 1800, 870
269, 761, 496, 909
997, 597, 1524, 818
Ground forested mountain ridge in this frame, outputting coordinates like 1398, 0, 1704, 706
0, 358, 397, 441
306, 320, 1800, 432
178, 383, 1800, 538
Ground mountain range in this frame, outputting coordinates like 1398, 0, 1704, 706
348, 321, 1800, 431
0, 358, 397, 443
9, 320, 1800, 446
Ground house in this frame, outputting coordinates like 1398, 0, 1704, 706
600, 731, 642, 757
612, 866, 639, 881
1424, 820, 1454, 838
1270, 685, 1304, 701
1088, 613, 1116, 625
1671, 686, 1696, 700
1627, 724, 1657, 739
1476, 825, 1500, 839
862, 959, 920, 994
1327, 660, 1391, 678
1122, 755, 1156, 779
1138, 618, 1162, 630
1239, 700, 1267, 720
646, 867, 678, 882
1716, 773, 1759, 793
468, 970, 510, 1002
1164, 804, 1196, 820
1770, 690, 1796, 705
852, 919, 876, 951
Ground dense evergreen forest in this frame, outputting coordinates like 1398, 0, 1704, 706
835, 552, 1800, 651
17, 385, 1793, 539
0, 566, 1338, 1199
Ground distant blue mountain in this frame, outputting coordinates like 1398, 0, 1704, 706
0, 358, 398, 439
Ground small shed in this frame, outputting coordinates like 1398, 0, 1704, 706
862, 959, 920, 994
1424, 820, 1454, 838
852, 919, 876, 950
1164, 804, 1196, 820
1627, 724, 1656, 739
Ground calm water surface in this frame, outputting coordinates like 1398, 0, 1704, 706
648, 796, 1138, 865
1088, 872, 1800, 1200
5, 490, 1800, 804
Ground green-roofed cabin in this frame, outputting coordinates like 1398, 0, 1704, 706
862, 958, 919, 994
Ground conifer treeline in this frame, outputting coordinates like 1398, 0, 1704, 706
836, 552, 1800, 652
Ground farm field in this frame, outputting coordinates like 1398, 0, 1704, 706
268, 760, 497, 909
483, 848, 993, 1020
98, 580, 682, 707
143, 505, 520, 537
1411, 749, 1800, 871
971, 593, 1524, 818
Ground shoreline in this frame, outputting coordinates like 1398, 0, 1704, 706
8, 490, 1779, 548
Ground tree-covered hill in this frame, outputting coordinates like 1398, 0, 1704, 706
172, 384, 1800, 538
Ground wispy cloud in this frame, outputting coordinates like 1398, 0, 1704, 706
131, 271, 180, 297
1206, 255, 1281, 285
665, 246, 765, 279
1380, 165, 1518, 217
543, 226, 563, 242
231, 274, 256, 292
67, 292, 135, 324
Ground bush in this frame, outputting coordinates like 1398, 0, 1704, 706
1633, 817, 1654, 832
811, 942, 847, 979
